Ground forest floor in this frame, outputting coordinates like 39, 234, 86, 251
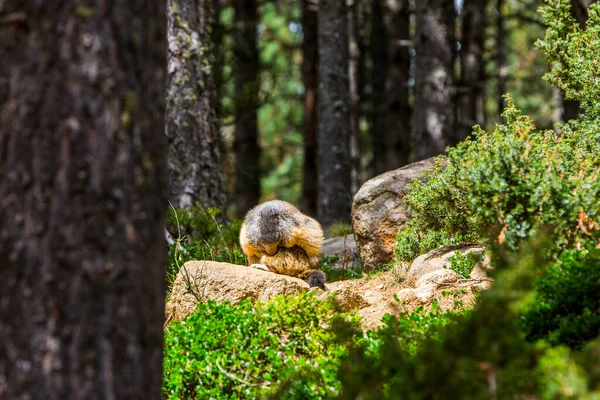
322, 266, 479, 329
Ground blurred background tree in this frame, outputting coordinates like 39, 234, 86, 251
183, 0, 588, 223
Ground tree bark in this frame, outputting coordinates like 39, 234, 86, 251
234, 0, 261, 218
301, 0, 319, 217
413, 0, 457, 160
317, 0, 353, 226
372, 0, 411, 175
167, 0, 227, 211
348, 0, 362, 194
0, 2, 166, 399
459, 0, 487, 139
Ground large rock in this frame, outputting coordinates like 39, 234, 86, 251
406, 244, 486, 278
415, 268, 461, 288
166, 261, 309, 322
352, 157, 444, 270
320, 234, 361, 270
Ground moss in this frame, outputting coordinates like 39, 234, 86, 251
76, 5, 94, 18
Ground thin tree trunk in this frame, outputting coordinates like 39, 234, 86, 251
413, 0, 457, 160
497, 0, 506, 114
302, 0, 319, 217
234, 0, 261, 218
371, 0, 387, 174
348, 0, 362, 194
459, 0, 487, 139
372, 0, 411, 175
317, 0, 353, 226
0, 2, 166, 398
167, 0, 227, 211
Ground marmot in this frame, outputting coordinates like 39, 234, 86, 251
240, 200, 326, 289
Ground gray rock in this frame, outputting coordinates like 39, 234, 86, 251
415, 269, 461, 288
351, 157, 445, 270
407, 244, 486, 278
320, 234, 361, 270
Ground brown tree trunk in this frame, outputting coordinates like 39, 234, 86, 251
317, 0, 353, 227
371, 0, 386, 173
348, 0, 362, 194
459, 0, 487, 139
413, 0, 457, 160
372, 0, 411, 175
0, 2, 166, 399
234, 0, 261, 218
302, 0, 319, 217
167, 0, 227, 211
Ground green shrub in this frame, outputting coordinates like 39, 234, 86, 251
537, 0, 600, 117
339, 237, 600, 399
162, 293, 355, 399
358, 301, 459, 356
525, 247, 600, 349
448, 250, 484, 278
165, 204, 245, 289
162, 291, 463, 400
393, 157, 480, 261
395, 97, 600, 263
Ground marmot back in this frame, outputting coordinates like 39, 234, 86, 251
240, 200, 326, 288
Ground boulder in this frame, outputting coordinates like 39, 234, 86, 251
351, 157, 445, 270
407, 244, 486, 278
166, 261, 309, 322
320, 234, 361, 270
415, 269, 461, 288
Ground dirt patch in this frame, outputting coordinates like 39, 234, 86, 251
323, 267, 482, 330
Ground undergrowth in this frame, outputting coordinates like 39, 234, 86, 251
165, 203, 245, 290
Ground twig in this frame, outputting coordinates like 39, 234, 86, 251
216, 360, 270, 388
163, 314, 173, 330
433, 277, 494, 289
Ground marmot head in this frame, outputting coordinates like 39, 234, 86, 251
245, 200, 296, 255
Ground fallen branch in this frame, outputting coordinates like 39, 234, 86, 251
433, 277, 494, 289
216, 360, 271, 388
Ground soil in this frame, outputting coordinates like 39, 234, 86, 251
322, 266, 480, 329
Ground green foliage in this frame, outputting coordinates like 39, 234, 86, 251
395, 96, 600, 262
395, 1, 600, 264
537, 0, 600, 117
448, 250, 484, 278
165, 204, 245, 289
326, 221, 353, 238
217, 1, 305, 203
162, 290, 461, 400
393, 157, 480, 261
257, 2, 304, 203
525, 247, 600, 349
495, 0, 557, 130
358, 302, 458, 357
162, 293, 355, 399
339, 237, 600, 399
